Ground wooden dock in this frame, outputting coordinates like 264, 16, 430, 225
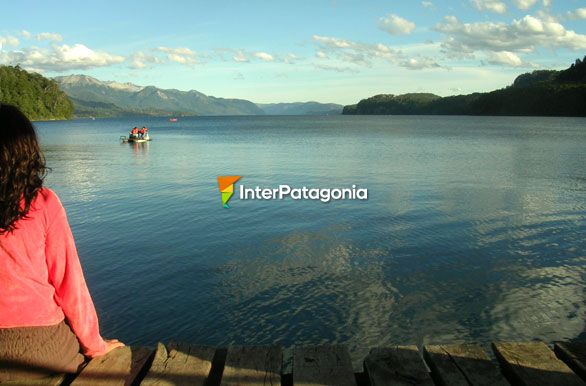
5, 341, 586, 385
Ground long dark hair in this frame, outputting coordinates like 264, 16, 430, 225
0, 104, 47, 234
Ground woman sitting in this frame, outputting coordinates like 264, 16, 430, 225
0, 104, 123, 381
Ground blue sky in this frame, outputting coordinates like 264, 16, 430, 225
1, 0, 585, 104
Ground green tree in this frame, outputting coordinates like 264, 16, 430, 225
0, 65, 74, 120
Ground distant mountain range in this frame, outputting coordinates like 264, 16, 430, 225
257, 102, 342, 115
54, 75, 342, 117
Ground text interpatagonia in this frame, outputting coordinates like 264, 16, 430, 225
239, 184, 368, 203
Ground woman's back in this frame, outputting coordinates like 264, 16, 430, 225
0, 104, 123, 381
1, 188, 75, 329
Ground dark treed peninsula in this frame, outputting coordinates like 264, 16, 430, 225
0, 65, 74, 120
343, 57, 586, 117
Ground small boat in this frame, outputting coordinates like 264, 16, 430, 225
169, 118, 178, 122
120, 134, 152, 143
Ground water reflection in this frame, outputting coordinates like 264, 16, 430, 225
130, 141, 150, 157
212, 225, 398, 353
212, 222, 586, 353
489, 260, 586, 341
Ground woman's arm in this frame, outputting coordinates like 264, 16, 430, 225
44, 193, 123, 357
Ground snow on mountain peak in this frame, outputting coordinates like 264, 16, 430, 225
104, 81, 144, 92
53, 75, 144, 92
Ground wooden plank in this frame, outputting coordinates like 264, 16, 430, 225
220, 346, 281, 386
293, 345, 357, 386
71, 346, 152, 386
555, 342, 586, 381
141, 342, 215, 386
424, 344, 508, 386
0, 374, 66, 385
493, 342, 586, 386
364, 345, 433, 386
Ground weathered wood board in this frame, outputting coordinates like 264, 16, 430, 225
0, 374, 66, 386
293, 345, 357, 386
364, 345, 433, 386
141, 342, 215, 386
6, 340, 586, 385
493, 342, 586, 386
424, 344, 508, 386
221, 346, 281, 385
71, 346, 152, 386
555, 342, 586, 381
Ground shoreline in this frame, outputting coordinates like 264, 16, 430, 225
32, 113, 586, 122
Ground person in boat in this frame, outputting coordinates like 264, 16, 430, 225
140, 127, 148, 139
0, 104, 124, 381
131, 127, 139, 139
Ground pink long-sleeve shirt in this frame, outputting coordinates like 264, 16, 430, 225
0, 188, 107, 357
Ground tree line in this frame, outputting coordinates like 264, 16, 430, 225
0, 65, 74, 120
343, 56, 586, 117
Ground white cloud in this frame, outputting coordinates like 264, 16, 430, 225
233, 51, 248, 62
471, 0, 507, 14
400, 57, 441, 70
20, 30, 32, 39
435, 15, 586, 54
228, 49, 282, 63
283, 53, 299, 64
0, 43, 124, 71
36, 32, 63, 42
312, 35, 400, 66
485, 51, 525, 66
378, 14, 416, 35
512, 0, 537, 10
168, 54, 196, 64
156, 46, 195, 56
52, 44, 123, 68
155, 46, 197, 65
312, 35, 443, 72
0, 35, 19, 48
253, 51, 274, 61
534, 9, 559, 23
129, 51, 160, 69
421, 1, 434, 9
316, 50, 328, 59
313, 35, 352, 48
314, 63, 359, 73
567, 8, 586, 20
543, 0, 551, 6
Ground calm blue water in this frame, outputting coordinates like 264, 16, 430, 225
36, 115, 586, 360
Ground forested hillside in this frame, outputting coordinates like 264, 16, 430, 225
343, 57, 586, 117
0, 66, 74, 120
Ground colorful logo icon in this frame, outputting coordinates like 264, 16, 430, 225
217, 176, 241, 208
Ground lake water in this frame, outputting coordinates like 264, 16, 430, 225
36, 115, 586, 362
